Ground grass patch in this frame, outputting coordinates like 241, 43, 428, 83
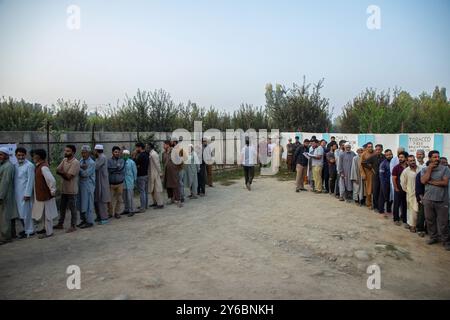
275, 166, 296, 181
220, 180, 237, 186
214, 165, 295, 185
214, 167, 244, 185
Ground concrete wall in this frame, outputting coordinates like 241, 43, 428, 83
280, 132, 450, 160
0, 130, 171, 156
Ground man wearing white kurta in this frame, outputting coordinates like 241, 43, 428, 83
148, 144, 164, 208
14, 147, 35, 237
400, 155, 419, 232
31, 149, 58, 239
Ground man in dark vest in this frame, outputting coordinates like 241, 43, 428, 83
31, 149, 58, 239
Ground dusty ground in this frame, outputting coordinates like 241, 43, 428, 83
1, 174, 450, 300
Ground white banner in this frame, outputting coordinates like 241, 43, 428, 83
407, 134, 434, 156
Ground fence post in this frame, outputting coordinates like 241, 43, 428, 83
91, 122, 96, 149
46, 120, 51, 165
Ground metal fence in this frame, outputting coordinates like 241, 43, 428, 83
0, 126, 241, 172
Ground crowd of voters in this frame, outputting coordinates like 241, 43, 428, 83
285, 135, 450, 251
1, 134, 449, 252
0, 136, 215, 244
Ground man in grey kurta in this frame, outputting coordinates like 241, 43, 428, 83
334, 140, 346, 197
351, 148, 365, 204
338, 143, 356, 201
185, 144, 200, 199
0, 147, 19, 244
78, 145, 96, 228
94, 145, 111, 224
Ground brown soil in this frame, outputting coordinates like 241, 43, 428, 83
1, 175, 450, 299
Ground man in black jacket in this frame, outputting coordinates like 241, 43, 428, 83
326, 141, 338, 194
415, 167, 427, 237
293, 139, 310, 192
321, 139, 330, 193
134, 142, 150, 213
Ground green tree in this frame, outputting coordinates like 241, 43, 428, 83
147, 89, 179, 131
53, 99, 89, 131
0, 96, 50, 131
338, 86, 449, 133
265, 78, 332, 132
231, 103, 268, 130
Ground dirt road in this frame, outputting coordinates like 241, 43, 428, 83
1, 175, 450, 299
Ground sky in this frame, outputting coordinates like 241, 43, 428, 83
0, 0, 449, 118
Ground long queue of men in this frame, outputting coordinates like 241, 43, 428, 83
0, 137, 214, 244
287, 135, 450, 251
1, 134, 449, 250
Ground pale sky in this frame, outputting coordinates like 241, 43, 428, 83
0, 0, 449, 117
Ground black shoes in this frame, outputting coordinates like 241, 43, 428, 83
0, 239, 12, 245
18, 231, 29, 239
76, 221, 86, 228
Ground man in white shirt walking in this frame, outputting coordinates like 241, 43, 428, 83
241, 136, 257, 191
